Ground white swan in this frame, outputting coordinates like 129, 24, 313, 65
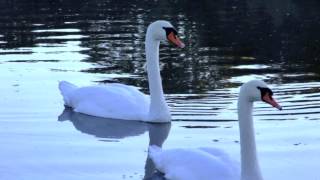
149, 80, 282, 180
59, 20, 185, 122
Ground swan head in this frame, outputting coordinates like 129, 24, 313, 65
240, 80, 282, 110
147, 20, 185, 48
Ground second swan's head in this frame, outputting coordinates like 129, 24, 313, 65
147, 20, 185, 48
240, 80, 282, 110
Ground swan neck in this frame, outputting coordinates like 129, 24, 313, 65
238, 95, 263, 180
145, 33, 170, 122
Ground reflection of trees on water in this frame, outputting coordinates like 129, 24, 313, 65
1, 0, 320, 92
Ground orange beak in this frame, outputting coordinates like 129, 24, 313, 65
167, 32, 185, 48
262, 93, 282, 110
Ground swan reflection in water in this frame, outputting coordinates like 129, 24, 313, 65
58, 108, 170, 180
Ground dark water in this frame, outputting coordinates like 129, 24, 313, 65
1, 0, 320, 121
1, 1, 320, 180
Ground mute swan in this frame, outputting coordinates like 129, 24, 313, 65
149, 80, 282, 180
59, 20, 185, 122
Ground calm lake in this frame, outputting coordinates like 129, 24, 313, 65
0, 0, 320, 180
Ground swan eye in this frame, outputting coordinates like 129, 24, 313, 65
163, 27, 178, 37
257, 86, 273, 98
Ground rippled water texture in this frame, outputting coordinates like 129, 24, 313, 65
0, 0, 320, 180
1, 0, 320, 121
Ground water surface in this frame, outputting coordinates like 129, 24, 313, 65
0, 0, 320, 180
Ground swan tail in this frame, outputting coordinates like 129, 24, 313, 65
59, 81, 77, 106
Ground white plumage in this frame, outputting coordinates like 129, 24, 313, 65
58, 20, 184, 122
59, 81, 149, 120
149, 145, 239, 180
148, 80, 282, 180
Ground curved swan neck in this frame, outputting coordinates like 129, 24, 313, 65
238, 95, 263, 180
145, 31, 170, 122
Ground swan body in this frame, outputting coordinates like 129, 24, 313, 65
59, 20, 184, 122
59, 81, 150, 120
149, 146, 239, 180
149, 80, 282, 180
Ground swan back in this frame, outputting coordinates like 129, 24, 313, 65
149, 145, 240, 180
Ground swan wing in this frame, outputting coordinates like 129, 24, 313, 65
64, 83, 150, 120
149, 146, 239, 180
